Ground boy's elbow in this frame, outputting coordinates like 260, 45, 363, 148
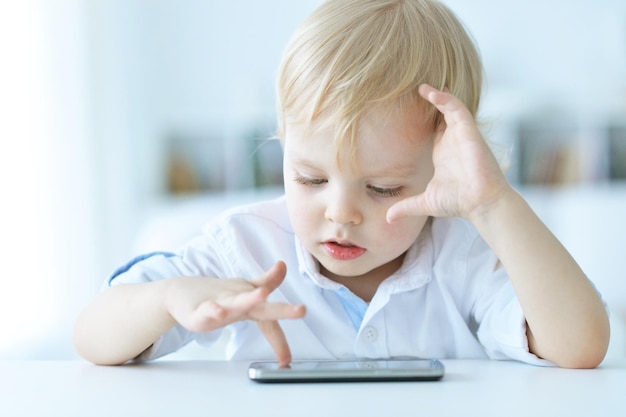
529, 315, 611, 369
555, 346, 608, 369
553, 323, 611, 369
73, 320, 131, 366
73, 339, 132, 366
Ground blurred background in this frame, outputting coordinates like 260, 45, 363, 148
1, 0, 624, 360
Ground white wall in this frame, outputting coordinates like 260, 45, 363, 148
0, 0, 100, 358
450, 0, 626, 117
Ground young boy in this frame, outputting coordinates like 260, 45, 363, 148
74, 0, 609, 368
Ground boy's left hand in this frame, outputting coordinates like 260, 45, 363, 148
387, 84, 510, 223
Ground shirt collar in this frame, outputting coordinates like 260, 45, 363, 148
295, 236, 343, 290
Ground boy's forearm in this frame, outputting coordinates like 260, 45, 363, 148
469, 187, 610, 368
73, 280, 177, 365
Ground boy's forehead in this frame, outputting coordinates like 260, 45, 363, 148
284, 104, 433, 172
361, 101, 433, 131
285, 100, 433, 143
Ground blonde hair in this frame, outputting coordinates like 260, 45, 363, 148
276, 0, 483, 154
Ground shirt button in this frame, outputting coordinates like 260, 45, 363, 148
361, 326, 378, 343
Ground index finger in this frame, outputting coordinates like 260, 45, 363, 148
257, 320, 292, 366
386, 193, 429, 223
419, 84, 474, 127
251, 261, 287, 293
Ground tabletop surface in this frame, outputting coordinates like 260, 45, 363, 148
1, 358, 624, 417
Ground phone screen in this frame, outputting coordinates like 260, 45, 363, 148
248, 358, 444, 383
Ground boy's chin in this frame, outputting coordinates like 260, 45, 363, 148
318, 260, 381, 281
319, 261, 361, 279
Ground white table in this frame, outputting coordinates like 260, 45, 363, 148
1, 358, 624, 417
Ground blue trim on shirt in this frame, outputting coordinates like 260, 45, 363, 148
335, 286, 368, 331
107, 251, 177, 286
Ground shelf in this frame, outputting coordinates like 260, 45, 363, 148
512, 118, 626, 187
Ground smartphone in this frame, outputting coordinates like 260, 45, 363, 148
248, 358, 444, 383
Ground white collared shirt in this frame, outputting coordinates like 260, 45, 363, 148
109, 196, 552, 365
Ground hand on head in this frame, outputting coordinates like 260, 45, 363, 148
387, 84, 510, 224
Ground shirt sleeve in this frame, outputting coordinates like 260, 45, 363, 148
476, 281, 554, 366
467, 237, 555, 366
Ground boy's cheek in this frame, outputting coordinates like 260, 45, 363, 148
382, 215, 428, 241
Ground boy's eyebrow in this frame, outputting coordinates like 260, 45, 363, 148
290, 155, 418, 178
289, 157, 322, 170
367, 163, 418, 178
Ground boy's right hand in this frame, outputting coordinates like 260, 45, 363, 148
164, 261, 305, 365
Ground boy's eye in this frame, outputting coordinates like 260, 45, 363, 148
368, 185, 404, 197
294, 174, 327, 186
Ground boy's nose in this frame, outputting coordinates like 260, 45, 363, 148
324, 195, 363, 225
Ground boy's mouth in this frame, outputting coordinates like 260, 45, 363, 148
322, 240, 366, 261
